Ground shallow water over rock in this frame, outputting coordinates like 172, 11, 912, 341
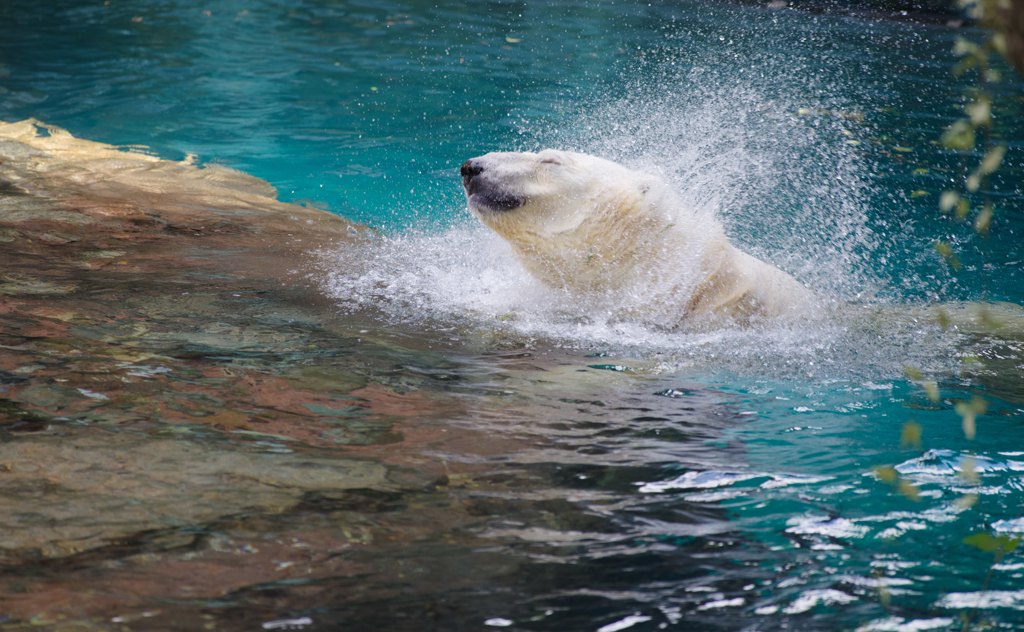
0, 121, 758, 630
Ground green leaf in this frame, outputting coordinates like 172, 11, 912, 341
941, 120, 975, 151
991, 32, 1008, 57
966, 98, 991, 126
953, 36, 982, 58
952, 56, 978, 77
911, 190, 930, 198
970, 395, 988, 415
975, 205, 993, 234
960, 455, 979, 484
903, 365, 924, 381
954, 397, 985, 440
934, 240, 963, 271
956, 198, 971, 220
964, 533, 1021, 554
966, 172, 981, 192
874, 465, 898, 483
939, 191, 960, 212
964, 533, 1000, 552
898, 479, 921, 501
900, 421, 923, 449
978, 144, 1007, 175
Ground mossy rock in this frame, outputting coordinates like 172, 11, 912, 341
286, 367, 368, 394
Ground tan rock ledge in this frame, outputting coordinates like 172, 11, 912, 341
0, 118, 367, 289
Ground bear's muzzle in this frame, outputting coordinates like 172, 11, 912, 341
461, 158, 524, 212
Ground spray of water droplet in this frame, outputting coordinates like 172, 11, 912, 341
320, 59, 979, 381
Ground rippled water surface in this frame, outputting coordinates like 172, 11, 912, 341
2, 1, 1024, 631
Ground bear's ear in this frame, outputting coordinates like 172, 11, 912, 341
639, 183, 650, 196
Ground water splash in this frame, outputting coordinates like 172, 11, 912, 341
318, 83, 978, 384
319, 221, 981, 386
527, 64, 879, 300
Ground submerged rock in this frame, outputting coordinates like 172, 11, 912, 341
286, 366, 369, 393
0, 119, 467, 566
15, 384, 90, 409
0, 430, 390, 560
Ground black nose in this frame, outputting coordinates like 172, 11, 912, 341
461, 160, 483, 189
461, 160, 483, 178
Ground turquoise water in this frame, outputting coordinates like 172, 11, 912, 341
4, 1, 1024, 631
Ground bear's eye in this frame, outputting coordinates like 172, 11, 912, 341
540, 157, 562, 165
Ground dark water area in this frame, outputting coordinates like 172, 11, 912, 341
2, 1, 1024, 631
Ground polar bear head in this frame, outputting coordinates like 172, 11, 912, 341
461, 149, 712, 294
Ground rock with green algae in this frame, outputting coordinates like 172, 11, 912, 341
0, 430, 392, 560
0, 273, 79, 296
15, 384, 90, 409
287, 367, 368, 393
0, 227, 22, 242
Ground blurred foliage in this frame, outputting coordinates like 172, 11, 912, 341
931, 0, 1023, 434
966, 0, 1024, 72
891, 4, 1023, 629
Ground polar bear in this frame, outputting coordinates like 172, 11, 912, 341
461, 149, 818, 330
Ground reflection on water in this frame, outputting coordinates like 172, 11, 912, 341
2, 0, 1024, 631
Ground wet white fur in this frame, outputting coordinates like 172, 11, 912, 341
464, 149, 817, 330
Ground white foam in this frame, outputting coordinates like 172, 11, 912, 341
782, 589, 857, 614
856, 617, 955, 632
936, 590, 1024, 610
696, 597, 744, 610
319, 224, 856, 369
638, 470, 761, 493
597, 614, 653, 632
785, 515, 869, 539
484, 618, 513, 627
992, 518, 1024, 533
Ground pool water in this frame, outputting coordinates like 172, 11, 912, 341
3, 1, 1024, 631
